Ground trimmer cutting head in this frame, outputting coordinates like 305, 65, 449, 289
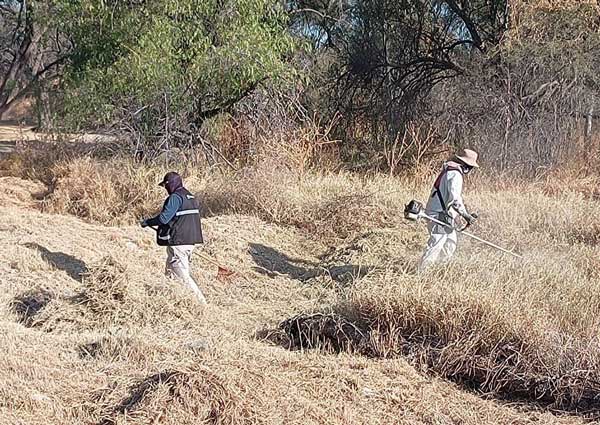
404, 200, 424, 221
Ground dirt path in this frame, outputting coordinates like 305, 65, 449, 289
0, 124, 37, 156
0, 141, 16, 154
0, 123, 118, 149
0, 124, 40, 143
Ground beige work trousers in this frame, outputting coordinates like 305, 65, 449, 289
166, 245, 207, 304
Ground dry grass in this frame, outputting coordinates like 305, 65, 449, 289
201, 164, 406, 240
3, 147, 409, 238
92, 367, 252, 425
40, 158, 182, 225
252, 179, 600, 414
9, 254, 206, 333
2, 151, 600, 424
340, 259, 600, 410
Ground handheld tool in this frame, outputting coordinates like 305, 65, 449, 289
404, 200, 523, 259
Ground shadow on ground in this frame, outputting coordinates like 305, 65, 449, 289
248, 243, 371, 285
24, 243, 88, 281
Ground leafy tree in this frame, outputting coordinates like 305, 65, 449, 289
54, 0, 296, 156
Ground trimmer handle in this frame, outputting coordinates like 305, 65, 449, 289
457, 222, 471, 232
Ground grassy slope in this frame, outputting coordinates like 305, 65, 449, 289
0, 175, 590, 425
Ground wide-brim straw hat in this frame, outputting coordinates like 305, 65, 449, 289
454, 148, 479, 168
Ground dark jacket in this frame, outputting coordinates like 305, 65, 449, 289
155, 187, 203, 246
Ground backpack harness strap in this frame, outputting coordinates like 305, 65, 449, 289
432, 165, 463, 215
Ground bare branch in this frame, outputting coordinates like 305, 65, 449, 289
443, 0, 484, 51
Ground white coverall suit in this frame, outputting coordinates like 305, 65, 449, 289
419, 161, 470, 270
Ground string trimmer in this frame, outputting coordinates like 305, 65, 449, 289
404, 200, 523, 259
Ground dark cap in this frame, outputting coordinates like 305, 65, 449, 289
159, 171, 183, 194
158, 171, 181, 187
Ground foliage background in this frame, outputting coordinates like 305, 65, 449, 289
1, 0, 599, 172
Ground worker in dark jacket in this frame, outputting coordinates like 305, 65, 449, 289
141, 172, 206, 304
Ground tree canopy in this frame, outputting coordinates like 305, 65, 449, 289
1, 0, 598, 171
54, 0, 296, 143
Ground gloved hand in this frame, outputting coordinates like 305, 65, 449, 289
463, 212, 477, 225
140, 218, 148, 228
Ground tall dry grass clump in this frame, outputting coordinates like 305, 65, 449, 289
41, 158, 174, 225
275, 253, 600, 410
0, 127, 438, 243
201, 162, 421, 240
1, 131, 429, 238
92, 367, 251, 425
40, 154, 404, 239
344, 266, 600, 409
1, 142, 206, 225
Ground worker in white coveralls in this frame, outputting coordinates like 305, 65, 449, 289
419, 149, 479, 270
140, 172, 207, 304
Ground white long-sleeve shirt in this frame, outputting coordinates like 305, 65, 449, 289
425, 162, 468, 219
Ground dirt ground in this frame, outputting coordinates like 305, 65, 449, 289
0, 123, 118, 150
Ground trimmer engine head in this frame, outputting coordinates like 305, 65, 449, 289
404, 200, 424, 221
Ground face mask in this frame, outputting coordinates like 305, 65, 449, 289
463, 165, 473, 175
